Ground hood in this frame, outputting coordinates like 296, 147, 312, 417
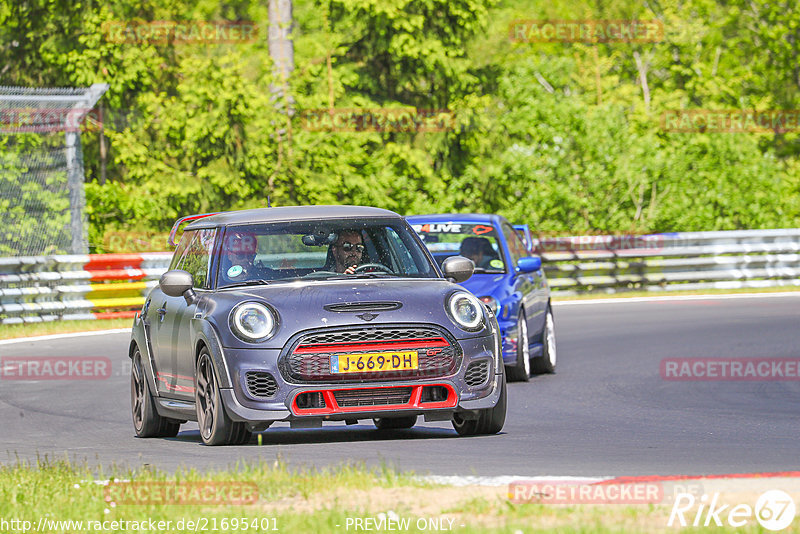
199, 278, 491, 348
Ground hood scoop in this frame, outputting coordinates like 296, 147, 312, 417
324, 301, 403, 313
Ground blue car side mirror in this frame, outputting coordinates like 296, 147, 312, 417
517, 256, 542, 273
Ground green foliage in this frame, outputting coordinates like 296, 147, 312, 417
1, 0, 799, 250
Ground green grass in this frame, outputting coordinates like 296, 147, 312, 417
0, 318, 132, 340
0, 460, 776, 533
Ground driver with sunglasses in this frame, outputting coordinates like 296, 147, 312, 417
331, 230, 366, 274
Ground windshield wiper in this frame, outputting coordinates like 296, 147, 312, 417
220, 279, 272, 289
471, 268, 504, 274
326, 273, 395, 280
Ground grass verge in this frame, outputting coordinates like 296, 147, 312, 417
0, 459, 774, 533
0, 318, 132, 340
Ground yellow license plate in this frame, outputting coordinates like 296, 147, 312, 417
330, 351, 418, 374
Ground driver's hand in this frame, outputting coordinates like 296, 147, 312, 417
344, 265, 357, 275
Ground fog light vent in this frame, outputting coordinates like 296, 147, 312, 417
246, 371, 279, 398
464, 360, 490, 387
421, 385, 449, 403
296, 391, 326, 409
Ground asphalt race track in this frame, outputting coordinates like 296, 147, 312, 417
1, 293, 798, 477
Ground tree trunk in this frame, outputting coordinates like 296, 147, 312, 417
269, 0, 295, 111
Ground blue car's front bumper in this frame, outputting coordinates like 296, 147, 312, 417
494, 313, 516, 364
499, 315, 543, 366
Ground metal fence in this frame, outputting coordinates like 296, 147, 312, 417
1, 229, 799, 323
537, 229, 800, 296
0, 84, 108, 257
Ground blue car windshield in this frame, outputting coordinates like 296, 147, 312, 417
215, 219, 437, 287
410, 222, 507, 273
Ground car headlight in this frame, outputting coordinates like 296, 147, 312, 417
230, 302, 277, 342
447, 292, 485, 331
478, 296, 498, 315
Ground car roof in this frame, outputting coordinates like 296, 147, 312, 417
185, 205, 401, 229
406, 213, 503, 224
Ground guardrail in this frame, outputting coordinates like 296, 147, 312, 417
1, 229, 799, 323
537, 229, 800, 296
0, 253, 171, 324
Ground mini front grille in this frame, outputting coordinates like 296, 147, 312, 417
282, 325, 462, 383
333, 387, 413, 407
464, 360, 490, 387
299, 327, 442, 346
245, 371, 279, 398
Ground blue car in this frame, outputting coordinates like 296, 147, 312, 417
407, 214, 556, 381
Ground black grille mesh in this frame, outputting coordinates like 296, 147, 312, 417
245, 371, 279, 398
299, 327, 441, 345
333, 387, 413, 407
283, 326, 461, 383
464, 360, 490, 387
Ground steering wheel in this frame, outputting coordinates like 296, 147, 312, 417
354, 263, 393, 274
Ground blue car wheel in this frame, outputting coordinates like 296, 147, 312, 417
532, 307, 557, 374
507, 309, 531, 382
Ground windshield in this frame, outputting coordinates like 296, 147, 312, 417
410, 222, 507, 274
215, 219, 437, 287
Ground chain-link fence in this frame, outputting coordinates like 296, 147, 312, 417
0, 84, 108, 257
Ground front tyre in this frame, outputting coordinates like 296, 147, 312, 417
130, 347, 180, 438
195, 349, 251, 446
532, 307, 557, 374
452, 373, 507, 436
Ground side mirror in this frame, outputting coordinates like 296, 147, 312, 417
159, 270, 195, 302
442, 256, 474, 283
517, 256, 542, 273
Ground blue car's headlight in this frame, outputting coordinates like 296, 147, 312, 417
478, 296, 498, 315
447, 292, 485, 331
230, 302, 277, 342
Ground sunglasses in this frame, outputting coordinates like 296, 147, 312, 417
337, 242, 365, 252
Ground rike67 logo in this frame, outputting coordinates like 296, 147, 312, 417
668, 490, 796, 531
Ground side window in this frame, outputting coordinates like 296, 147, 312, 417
169, 231, 193, 271
385, 227, 419, 275
502, 223, 528, 266
174, 229, 217, 288
514, 228, 530, 250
